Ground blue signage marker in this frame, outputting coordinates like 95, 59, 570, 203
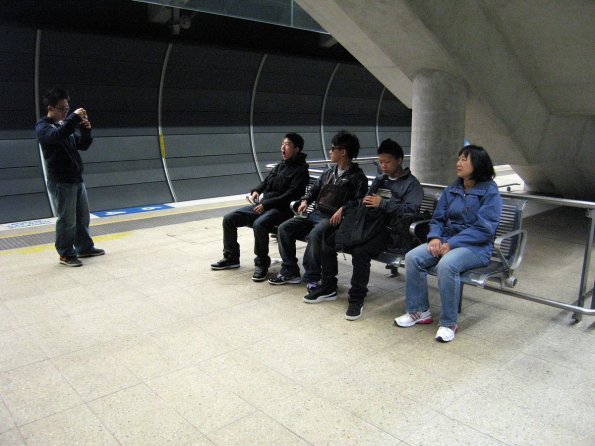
93, 204, 173, 218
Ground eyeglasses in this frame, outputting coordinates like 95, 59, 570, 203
330, 145, 344, 151
52, 106, 70, 112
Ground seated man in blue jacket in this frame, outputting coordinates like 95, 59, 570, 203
306, 139, 423, 321
211, 133, 309, 282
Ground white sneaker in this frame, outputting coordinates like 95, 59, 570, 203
394, 309, 433, 327
435, 325, 457, 343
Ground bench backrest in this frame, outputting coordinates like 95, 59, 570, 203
425, 192, 526, 262
420, 192, 439, 214
494, 198, 527, 262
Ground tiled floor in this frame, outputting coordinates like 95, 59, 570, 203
0, 201, 593, 445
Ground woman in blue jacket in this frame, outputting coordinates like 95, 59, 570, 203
394, 145, 502, 342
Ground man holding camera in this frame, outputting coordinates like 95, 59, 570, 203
36, 87, 104, 267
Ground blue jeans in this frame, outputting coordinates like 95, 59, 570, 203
277, 211, 320, 276
405, 243, 486, 327
47, 180, 94, 257
222, 205, 290, 268
303, 211, 332, 283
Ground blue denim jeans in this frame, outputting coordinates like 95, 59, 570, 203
277, 211, 317, 277
222, 205, 290, 268
405, 243, 486, 327
301, 211, 332, 283
47, 180, 94, 257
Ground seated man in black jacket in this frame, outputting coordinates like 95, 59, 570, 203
211, 133, 309, 282
305, 139, 423, 321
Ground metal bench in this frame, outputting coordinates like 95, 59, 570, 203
271, 168, 529, 314
435, 198, 526, 283
423, 197, 528, 311
372, 189, 439, 276
367, 193, 527, 312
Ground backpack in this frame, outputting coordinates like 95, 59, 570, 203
387, 211, 432, 253
333, 203, 389, 252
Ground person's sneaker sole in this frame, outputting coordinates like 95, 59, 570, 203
77, 250, 105, 258
59, 258, 82, 267
393, 318, 433, 328
303, 291, 337, 304
211, 264, 240, 270
268, 277, 301, 285
393, 312, 433, 328
252, 275, 268, 282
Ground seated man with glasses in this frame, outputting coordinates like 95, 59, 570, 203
308, 139, 423, 321
268, 130, 368, 293
35, 87, 104, 267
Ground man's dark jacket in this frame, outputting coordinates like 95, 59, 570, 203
252, 152, 309, 211
302, 163, 369, 213
35, 113, 92, 183
366, 168, 423, 216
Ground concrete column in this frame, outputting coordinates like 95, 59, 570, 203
411, 69, 467, 185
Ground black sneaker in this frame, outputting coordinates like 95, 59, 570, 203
268, 273, 301, 285
252, 267, 268, 282
59, 256, 82, 267
345, 303, 363, 321
306, 282, 320, 294
211, 259, 240, 270
77, 247, 105, 258
303, 286, 337, 303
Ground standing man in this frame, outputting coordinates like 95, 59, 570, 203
36, 87, 104, 267
211, 133, 309, 281
269, 130, 368, 290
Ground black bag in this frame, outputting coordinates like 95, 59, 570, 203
387, 211, 432, 253
334, 203, 389, 252
317, 183, 350, 214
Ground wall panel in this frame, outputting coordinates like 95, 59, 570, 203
172, 174, 261, 201
0, 26, 51, 222
378, 90, 413, 155
253, 55, 335, 173
161, 44, 259, 201
323, 65, 384, 176
37, 30, 171, 212
0, 24, 412, 223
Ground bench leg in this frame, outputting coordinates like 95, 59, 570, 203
458, 283, 464, 313
386, 265, 399, 277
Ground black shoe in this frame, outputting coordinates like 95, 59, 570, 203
303, 286, 337, 303
252, 267, 268, 282
306, 282, 320, 294
59, 256, 82, 267
211, 258, 240, 270
268, 273, 301, 285
77, 247, 105, 258
345, 303, 363, 321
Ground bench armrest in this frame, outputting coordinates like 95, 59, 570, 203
290, 200, 314, 217
494, 228, 527, 270
409, 219, 431, 245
